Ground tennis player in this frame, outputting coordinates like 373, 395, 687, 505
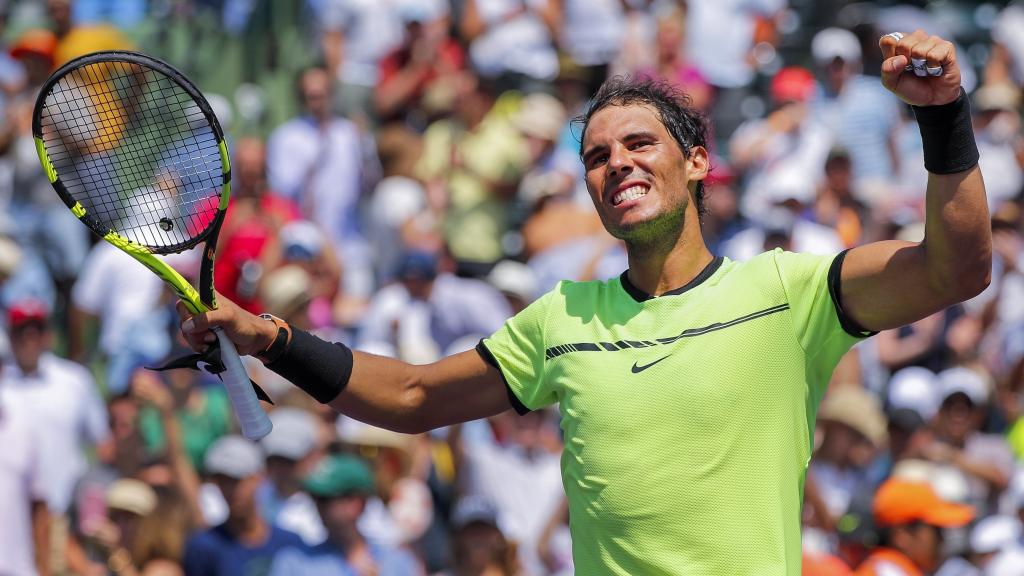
180, 31, 990, 575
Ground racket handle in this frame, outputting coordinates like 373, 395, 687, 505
214, 327, 273, 440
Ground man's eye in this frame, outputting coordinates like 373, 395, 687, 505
629, 141, 652, 151
589, 154, 608, 168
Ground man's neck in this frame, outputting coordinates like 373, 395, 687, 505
226, 514, 268, 546
14, 358, 41, 376
327, 526, 364, 553
624, 228, 713, 297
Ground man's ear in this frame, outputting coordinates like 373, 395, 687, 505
687, 146, 710, 182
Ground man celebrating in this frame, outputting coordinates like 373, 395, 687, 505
180, 31, 991, 575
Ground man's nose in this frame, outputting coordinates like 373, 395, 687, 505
608, 145, 633, 176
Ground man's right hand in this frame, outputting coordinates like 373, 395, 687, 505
176, 295, 277, 357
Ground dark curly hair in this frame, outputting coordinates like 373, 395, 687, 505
577, 77, 711, 217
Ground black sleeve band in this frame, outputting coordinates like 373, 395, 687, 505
475, 340, 532, 415
265, 328, 353, 404
828, 250, 878, 338
912, 87, 979, 175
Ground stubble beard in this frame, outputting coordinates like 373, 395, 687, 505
610, 206, 687, 260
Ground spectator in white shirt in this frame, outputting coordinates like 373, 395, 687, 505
266, 67, 371, 299
2, 299, 110, 517
68, 241, 164, 363
0, 392, 49, 576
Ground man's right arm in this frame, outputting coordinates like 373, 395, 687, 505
177, 299, 514, 434
330, 349, 513, 434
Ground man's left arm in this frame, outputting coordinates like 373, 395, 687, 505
841, 31, 992, 332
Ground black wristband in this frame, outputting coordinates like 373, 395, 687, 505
265, 328, 353, 404
912, 87, 979, 175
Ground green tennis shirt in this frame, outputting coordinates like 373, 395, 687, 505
478, 249, 872, 575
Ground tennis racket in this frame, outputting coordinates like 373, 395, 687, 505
33, 51, 272, 440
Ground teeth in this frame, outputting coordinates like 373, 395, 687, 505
612, 185, 648, 205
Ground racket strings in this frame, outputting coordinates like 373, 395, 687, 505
39, 59, 223, 251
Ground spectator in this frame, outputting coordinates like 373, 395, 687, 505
318, 0, 421, 126
266, 67, 370, 300
855, 479, 974, 576
924, 368, 1014, 514
274, 221, 344, 331
453, 409, 563, 575
365, 124, 428, 285
968, 515, 1021, 573
269, 453, 423, 576
69, 241, 164, 363
215, 136, 301, 315
685, 0, 784, 143
335, 421, 434, 553
0, 388, 49, 576
729, 65, 834, 222
414, 71, 533, 269
634, 3, 712, 113
487, 260, 538, 314
1, 299, 109, 565
557, 0, 623, 95
460, 0, 560, 92
375, 5, 463, 126
258, 408, 326, 545
811, 149, 869, 249
443, 496, 519, 576
184, 436, 304, 576
82, 478, 175, 576
984, 2, 1024, 88
972, 83, 1024, 212
811, 386, 888, 526
810, 27, 901, 203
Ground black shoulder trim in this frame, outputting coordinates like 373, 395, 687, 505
828, 250, 877, 338
475, 340, 532, 415
620, 256, 724, 302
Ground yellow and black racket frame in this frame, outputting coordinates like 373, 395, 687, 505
32, 50, 232, 316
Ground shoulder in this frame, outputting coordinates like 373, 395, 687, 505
329, 118, 361, 140
268, 119, 313, 143
185, 526, 228, 552
437, 274, 504, 302
41, 354, 95, 386
717, 250, 839, 296
269, 526, 305, 547
371, 542, 420, 570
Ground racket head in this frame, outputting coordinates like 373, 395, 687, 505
33, 51, 232, 311
32, 50, 231, 256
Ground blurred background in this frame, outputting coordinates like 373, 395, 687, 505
1, 0, 1024, 575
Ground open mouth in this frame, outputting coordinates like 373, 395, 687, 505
611, 184, 649, 206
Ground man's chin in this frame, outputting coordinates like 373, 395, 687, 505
606, 212, 685, 245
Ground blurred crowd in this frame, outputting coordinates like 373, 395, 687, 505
1, 0, 1024, 575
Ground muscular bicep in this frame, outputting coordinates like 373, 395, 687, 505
842, 167, 991, 332
329, 349, 514, 434
840, 240, 958, 332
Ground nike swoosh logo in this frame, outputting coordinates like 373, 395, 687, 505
631, 355, 671, 373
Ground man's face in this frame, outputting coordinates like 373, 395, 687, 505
581, 104, 706, 244
937, 394, 977, 442
316, 493, 365, 532
265, 456, 300, 488
10, 323, 48, 373
901, 522, 944, 572
234, 137, 267, 197
301, 69, 332, 121
213, 473, 262, 520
